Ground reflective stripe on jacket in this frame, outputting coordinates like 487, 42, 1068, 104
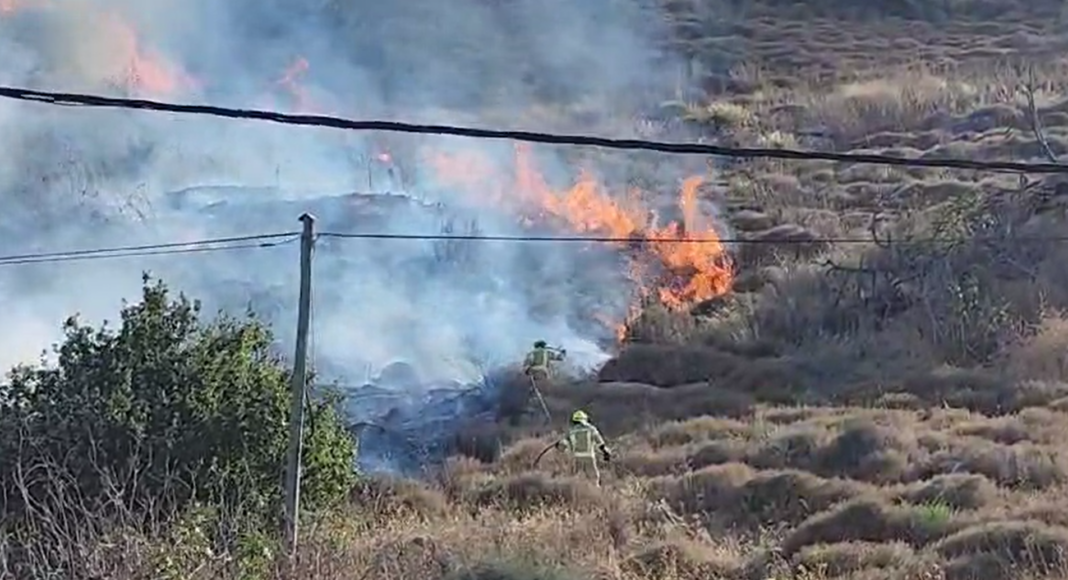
565, 423, 605, 458
526, 347, 550, 370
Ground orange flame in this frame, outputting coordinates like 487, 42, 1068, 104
0, 0, 732, 342
105, 14, 195, 97
429, 150, 502, 193
516, 148, 733, 308
427, 143, 734, 341
1, 2, 195, 96
275, 57, 324, 113
0, 0, 43, 14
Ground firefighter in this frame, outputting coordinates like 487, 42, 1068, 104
523, 340, 565, 385
499, 341, 564, 425
556, 410, 612, 487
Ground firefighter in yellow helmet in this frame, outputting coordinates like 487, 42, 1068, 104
523, 340, 566, 384
556, 409, 612, 487
499, 341, 564, 425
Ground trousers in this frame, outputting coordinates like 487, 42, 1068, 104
572, 455, 601, 487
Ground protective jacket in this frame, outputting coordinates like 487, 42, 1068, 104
524, 346, 562, 376
561, 422, 607, 459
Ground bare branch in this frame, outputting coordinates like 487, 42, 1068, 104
1022, 64, 1058, 163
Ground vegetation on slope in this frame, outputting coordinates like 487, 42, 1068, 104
10, 0, 1068, 579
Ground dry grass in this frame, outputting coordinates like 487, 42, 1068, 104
13, 0, 1068, 579
25, 396, 1068, 579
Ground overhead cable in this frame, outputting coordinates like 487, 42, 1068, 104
319, 231, 1068, 245
0, 85, 1065, 174
0, 232, 299, 266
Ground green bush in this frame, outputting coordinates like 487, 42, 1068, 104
0, 275, 356, 527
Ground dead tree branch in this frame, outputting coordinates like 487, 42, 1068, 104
1022, 64, 1058, 163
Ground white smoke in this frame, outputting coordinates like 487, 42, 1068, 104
0, 0, 688, 387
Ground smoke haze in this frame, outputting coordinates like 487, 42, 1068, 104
0, 0, 690, 386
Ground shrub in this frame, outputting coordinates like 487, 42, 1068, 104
913, 440, 1068, 490
896, 473, 999, 511
735, 470, 870, 526
0, 277, 356, 575
464, 472, 604, 512
623, 539, 741, 580
350, 476, 450, 521
366, 536, 457, 580
935, 521, 1068, 580
794, 541, 915, 577
746, 425, 831, 470
782, 497, 958, 555
814, 417, 918, 483
650, 417, 751, 448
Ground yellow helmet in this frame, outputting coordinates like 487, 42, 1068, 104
571, 410, 589, 423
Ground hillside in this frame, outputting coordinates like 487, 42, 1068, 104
341, 1, 1068, 579
8, 0, 1068, 579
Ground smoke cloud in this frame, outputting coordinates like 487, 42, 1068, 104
0, 0, 688, 393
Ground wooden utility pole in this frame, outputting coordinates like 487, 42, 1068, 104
284, 212, 316, 555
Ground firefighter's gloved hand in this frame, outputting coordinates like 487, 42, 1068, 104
600, 447, 612, 462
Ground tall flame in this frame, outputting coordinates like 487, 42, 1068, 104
428, 143, 734, 339
275, 57, 321, 113
105, 13, 195, 97
0, 2, 734, 342
0, 1, 196, 97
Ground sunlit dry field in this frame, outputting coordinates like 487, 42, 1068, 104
321, 2, 1068, 579
241, 2, 1068, 579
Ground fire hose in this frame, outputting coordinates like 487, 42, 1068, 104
531, 441, 613, 469
528, 375, 553, 423
531, 441, 557, 469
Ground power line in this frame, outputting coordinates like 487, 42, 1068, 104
0, 232, 299, 266
1, 228, 1063, 268
1, 85, 1065, 174
319, 231, 1068, 245
0, 241, 291, 266
0, 232, 298, 262
0, 239, 298, 266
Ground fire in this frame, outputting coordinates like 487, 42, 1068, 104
105, 14, 195, 97
0, 1, 195, 97
429, 150, 503, 192
427, 143, 734, 340
0, 0, 42, 14
651, 177, 734, 308
1, 0, 732, 342
427, 149, 517, 210
275, 57, 326, 114
515, 147, 733, 308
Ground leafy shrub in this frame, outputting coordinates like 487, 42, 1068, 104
0, 276, 356, 531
